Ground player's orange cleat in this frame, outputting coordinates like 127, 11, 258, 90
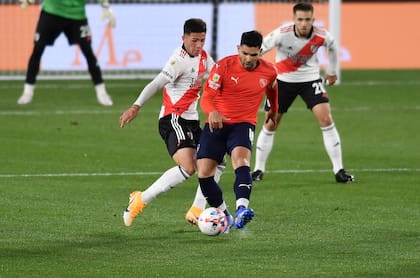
185, 206, 203, 226
123, 191, 147, 226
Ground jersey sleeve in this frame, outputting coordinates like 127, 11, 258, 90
324, 30, 339, 76
266, 79, 278, 113
201, 63, 223, 114
160, 48, 187, 83
261, 27, 282, 55
133, 73, 169, 107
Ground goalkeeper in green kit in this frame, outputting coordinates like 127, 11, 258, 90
17, 0, 116, 106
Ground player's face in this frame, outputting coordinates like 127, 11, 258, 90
294, 10, 314, 38
237, 45, 261, 71
182, 32, 206, 57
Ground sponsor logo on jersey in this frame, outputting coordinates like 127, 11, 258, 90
162, 70, 173, 80
212, 73, 220, 82
230, 76, 239, 84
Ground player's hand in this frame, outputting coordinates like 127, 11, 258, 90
324, 74, 337, 86
265, 110, 279, 126
101, 7, 116, 28
19, 0, 35, 9
120, 105, 140, 128
208, 111, 230, 132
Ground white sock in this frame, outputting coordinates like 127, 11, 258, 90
142, 166, 189, 203
95, 83, 106, 94
24, 83, 35, 95
236, 198, 250, 210
214, 163, 225, 183
254, 126, 276, 172
191, 163, 226, 209
321, 124, 343, 174
217, 201, 228, 213
191, 186, 207, 209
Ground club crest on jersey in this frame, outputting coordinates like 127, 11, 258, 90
170, 60, 176, 66
259, 78, 268, 88
310, 45, 320, 53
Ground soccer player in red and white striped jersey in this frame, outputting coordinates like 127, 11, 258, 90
252, 2, 354, 183
119, 18, 225, 227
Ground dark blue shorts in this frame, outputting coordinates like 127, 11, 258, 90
197, 122, 255, 164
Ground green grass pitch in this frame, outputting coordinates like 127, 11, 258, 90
0, 70, 419, 277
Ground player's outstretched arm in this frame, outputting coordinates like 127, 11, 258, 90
99, 0, 116, 28
120, 74, 168, 128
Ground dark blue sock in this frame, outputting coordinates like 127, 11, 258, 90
199, 176, 224, 208
233, 166, 253, 201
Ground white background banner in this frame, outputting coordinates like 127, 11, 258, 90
41, 3, 254, 71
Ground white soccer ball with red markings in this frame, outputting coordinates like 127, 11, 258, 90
198, 207, 228, 236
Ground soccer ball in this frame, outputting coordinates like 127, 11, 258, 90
198, 207, 228, 236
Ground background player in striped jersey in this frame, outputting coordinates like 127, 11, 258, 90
252, 2, 354, 183
196, 30, 278, 231
120, 18, 225, 227
17, 0, 115, 106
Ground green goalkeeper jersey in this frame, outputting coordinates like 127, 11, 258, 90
42, 0, 87, 20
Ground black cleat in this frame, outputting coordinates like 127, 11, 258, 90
251, 170, 264, 181
335, 169, 354, 183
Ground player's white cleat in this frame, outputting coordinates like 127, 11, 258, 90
18, 83, 35, 105
96, 91, 113, 106
95, 83, 113, 106
17, 91, 33, 105
123, 191, 147, 226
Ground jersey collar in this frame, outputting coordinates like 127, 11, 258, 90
293, 25, 314, 39
182, 44, 195, 58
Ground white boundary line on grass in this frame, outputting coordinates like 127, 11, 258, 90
0, 168, 418, 178
1, 105, 419, 116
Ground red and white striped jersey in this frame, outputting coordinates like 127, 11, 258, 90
262, 24, 338, 83
159, 46, 215, 120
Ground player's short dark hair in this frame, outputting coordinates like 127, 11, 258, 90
293, 2, 314, 14
184, 18, 207, 34
240, 30, 263, 48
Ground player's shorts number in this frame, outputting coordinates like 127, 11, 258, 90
80, 25, 92, 38
312, 80, 326, 95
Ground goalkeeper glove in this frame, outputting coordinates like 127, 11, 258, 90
100, 0, 116, 28
19, 0, 35, 9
